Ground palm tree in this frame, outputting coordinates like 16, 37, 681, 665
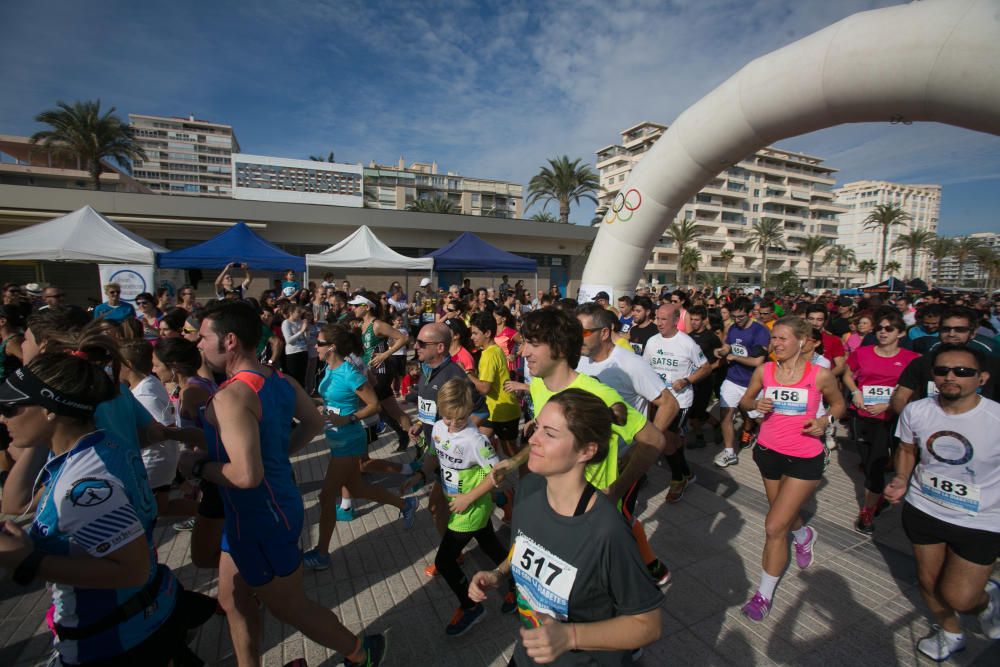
746, 218, 786, 288
527, 156, 599, 223
857, 259, 878, 284
666, 220, 703, 286
407, 197, 455, 214
680, 247, 701, 286
884, 260, 902, 277
926, 236, 956, 286
825, 245, 857, 288
719, 249, 735, 285
30, 100, 145, 191
972, 245, 998, 290
530, 211, 558, 223
798, 235, 830, 288
891, 228, 936, 280
862, 204, 912, 279
953, 236, 984, 286
309, 151, 335, 162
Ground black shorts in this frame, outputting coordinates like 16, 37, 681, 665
901, 502, 1000, 566
197, 480, 225, 520
753, 443, 825, 481
667, 408, 689, 434
688, 382, 713, 420
372, 374, 394, 401
486, 418, 520, 442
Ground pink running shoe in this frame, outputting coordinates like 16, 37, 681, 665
794, 526, 817, 569
741, 591, 772, 622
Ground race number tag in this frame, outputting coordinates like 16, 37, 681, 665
323, 406, 342, 433
418, 397, 437, 424
511, 533, 578, 621
919, 471, 980, 515
862, 385, 893, 406
926, 381, 940, 398
730, 343, 748, 357
439, 465, 460, 495
765, 386, 808, 415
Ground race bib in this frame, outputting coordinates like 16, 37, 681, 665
926, 381, 940, 398
439, 465, 460, 495
862, 385, 893, 405
730, 343, 748, 357
919, 471, 980, 515
630, 342, 643, 355
511, 534, 578, 622
765, 386, 808, 415
323, 406, 342, 433
418, 396, 437, 424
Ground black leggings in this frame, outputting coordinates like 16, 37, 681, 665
854, 414, 894, 495
283, 351, 308, 388
436, 524, 510, 609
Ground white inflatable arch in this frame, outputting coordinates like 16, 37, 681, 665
581, 0, 1000, 298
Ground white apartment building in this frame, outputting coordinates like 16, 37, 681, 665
933, 231, 999, 285
364, 158, 523, 218
596, 122, 847, 287
833, 180, 941, 280
129, 114, 240, 197
232, 154, 363, 207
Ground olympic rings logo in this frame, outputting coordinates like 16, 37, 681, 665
603, 188, 642, 224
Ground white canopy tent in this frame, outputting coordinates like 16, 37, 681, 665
0, 205, 166, 264
305, 225, 434, 272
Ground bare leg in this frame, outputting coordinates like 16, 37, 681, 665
761, 476, 820, 576
315, 458, 350, 555
720, 407, 737, 449
218, 551, 261, 667
344, 455, 404, 510
429, 481, 449, 537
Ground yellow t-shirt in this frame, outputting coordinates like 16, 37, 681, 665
529, 373, 646, 491
478, 344, 521, 423
614, 336, 633, 352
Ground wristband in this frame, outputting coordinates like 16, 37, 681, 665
13, 550, 45, 586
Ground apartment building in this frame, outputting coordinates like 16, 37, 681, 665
0, 135, 151, 193
595, 122, 847, 287
364, 158, 523, 218
232, 154, 363, 207
933, 231, 999, 285
129, 114, 240, 197
833, 180, 941, 280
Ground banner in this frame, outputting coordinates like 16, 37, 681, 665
97, 264, 154, 306
577, 283, 614, 304
156, 268, 188, 301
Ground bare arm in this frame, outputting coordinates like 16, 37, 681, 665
738, 367, 766, 414
241, 268, 252, 291
607, 422, 665, 502
890, 385, 915, 416
288, 375, 325, 455
649, 389, 679, 439
199, 384, 265, 489
214, 263, 233, 291
0, 445, 48, 515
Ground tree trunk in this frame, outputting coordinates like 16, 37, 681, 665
723, 265, 729, 285
761, 249, 769, 288
559, 197, 570, 223
90, 161, 102, 192
676, 244, 684, 288
910, 249, 917, 281
807, 258, 814, 289
879, 230, 888, 280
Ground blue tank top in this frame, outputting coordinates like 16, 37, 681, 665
202, 369, 303, 541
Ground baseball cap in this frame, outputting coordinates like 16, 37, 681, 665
594, 291, 610, 301
419, 278, 432, 287
24, 283, 42, 297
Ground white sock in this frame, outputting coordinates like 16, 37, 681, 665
942, 628, 964, 640
400, 462, 414, 475
758, 571, 781, 600
340, 498, 352, 510
792, 525, 811, 544
724, 447, 736, 456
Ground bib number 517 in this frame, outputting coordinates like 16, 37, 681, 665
519, 548, 564, 585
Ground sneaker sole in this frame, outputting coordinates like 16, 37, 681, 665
917, 643, 965, 662
446, 608, 487, 637
714, 458, 738, 468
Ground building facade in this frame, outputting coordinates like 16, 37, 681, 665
129, 114, 240, 197
933, 231, 999, 285
0, 135, 151, 193
595, 122, 847, 288
833, 180, 941, 280
364, 158, 523, 218
232, 154, 363, 207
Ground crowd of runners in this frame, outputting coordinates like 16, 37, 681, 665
0, 271, 999, 666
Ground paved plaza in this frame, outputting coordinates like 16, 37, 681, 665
2, 418, 999, 666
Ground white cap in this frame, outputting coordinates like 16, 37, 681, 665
420, 278, 432, 287
347, 295, 375, 308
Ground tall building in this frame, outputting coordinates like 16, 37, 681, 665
129, 114, 240, 197
232, 154, 363, 207
0, 135, 151, 193
833, 180, 941, 280
595, 122, 847, 287
364, 158, 523, 218
933, 231, 999, 285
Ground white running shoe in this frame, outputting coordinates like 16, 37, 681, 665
713, 450, 739, 468
979, 579, 1000, 639
916, 626, 965, 661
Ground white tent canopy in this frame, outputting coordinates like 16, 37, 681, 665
306, 225, 433, 271
0, 205, 166, 264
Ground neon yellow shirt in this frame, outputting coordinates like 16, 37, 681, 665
478, 344, 521, 423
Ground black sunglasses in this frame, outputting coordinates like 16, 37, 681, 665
136, 301, 151, 306
939, 326, 971, 334
415, 339, 442, 348
0, 404, 28, 418
931, 366, 979, 378
876, 325, 897, 332
316, 340, 334, 347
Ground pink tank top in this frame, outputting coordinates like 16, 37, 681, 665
757, 362, 823, 458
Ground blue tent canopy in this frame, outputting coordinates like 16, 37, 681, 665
159, 222, 305, 272
421, 232, 537, 272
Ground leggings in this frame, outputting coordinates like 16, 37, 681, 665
436, 524, 509, 610
854, 414, 894, 495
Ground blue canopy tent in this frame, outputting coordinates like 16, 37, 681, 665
421, 232, 538, 293
158, 222, 305, 272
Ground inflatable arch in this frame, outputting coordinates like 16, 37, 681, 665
580, 0, 1000, 299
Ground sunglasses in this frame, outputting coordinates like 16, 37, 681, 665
931, 366, 979, 378
415, 339, 442, 348
0, 404, 29, 418
939, 326, 971, 334
316, 340, 334, 347
876, 325, 897, 332
136, 301, 151, 306
107, 291, 120, 295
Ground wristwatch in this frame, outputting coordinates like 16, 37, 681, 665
13, 550, 45, 586
348, 414, 359, 423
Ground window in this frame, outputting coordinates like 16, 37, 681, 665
618, 174, 625, 182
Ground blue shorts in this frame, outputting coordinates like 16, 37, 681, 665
326, 427, 367, 458
221, 533, 301, 587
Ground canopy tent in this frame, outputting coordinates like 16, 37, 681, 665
906, 278, 930, 293
421, 232, 536, 273
306, 226, 433, 271
861, 277, 907, 294
159, 221, 305, 272
0, 205, 166, 264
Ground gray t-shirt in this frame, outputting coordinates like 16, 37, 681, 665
511, 473, 664, 666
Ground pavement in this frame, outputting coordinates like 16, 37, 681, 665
2, 418, 999, 666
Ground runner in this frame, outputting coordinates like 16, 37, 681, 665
627, 296, 657, 355
736, 316, 845, 621
469, 389, 663, 665
468, 312, 521, 457
883, 344, 1000, 659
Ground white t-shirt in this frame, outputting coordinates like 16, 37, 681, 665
897, 396, 1000, 532
642, 332, 708, 409
577, 345, 665, 415
130, 375, 181, 490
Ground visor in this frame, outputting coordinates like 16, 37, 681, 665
0, 366, 97, 420
348, 295, 375, 308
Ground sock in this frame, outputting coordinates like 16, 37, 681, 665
340, 498, 352, 511
758, 571, 780, 600
942, 628, 964, 640
724, 447, 736, 456
792, 525, 812, 544
400, 462, 414, 475
631, 520, 657, 566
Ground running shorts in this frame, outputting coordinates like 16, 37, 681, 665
667, 408, 689, 434
720, 379, 749, 409
197, 481, 225, 520
753, 443, 825, 481
486, 418, 520, 442
326, 427, 367, 458
221, 533, 301, 587
901, 502, 1000, 566
688, 381, 713, 420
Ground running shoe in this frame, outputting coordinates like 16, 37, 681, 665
424, 554, 465, 577
303, 549, 331, 571
738, 430, 756, 450
445, 604, 486, 637
501, 590, 517, 615
978, 579, 1000, 639
741, 591, 772, 622
793, 526, 817, 569
173, 517, 196, 531
337, 506, 355, 522
666, 478, 689, 504
916, 625, 965, 661
344, 633, 387, 667
647, 560, 672, 587
854, 507, 874, 535
713, 450, 739, 468
400, 496, 417, 529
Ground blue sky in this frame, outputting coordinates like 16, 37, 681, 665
1, 0, 997, 234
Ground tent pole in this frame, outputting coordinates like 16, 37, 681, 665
534, 273, 538, 301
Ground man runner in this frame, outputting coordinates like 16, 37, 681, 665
628, 296, 658, 355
